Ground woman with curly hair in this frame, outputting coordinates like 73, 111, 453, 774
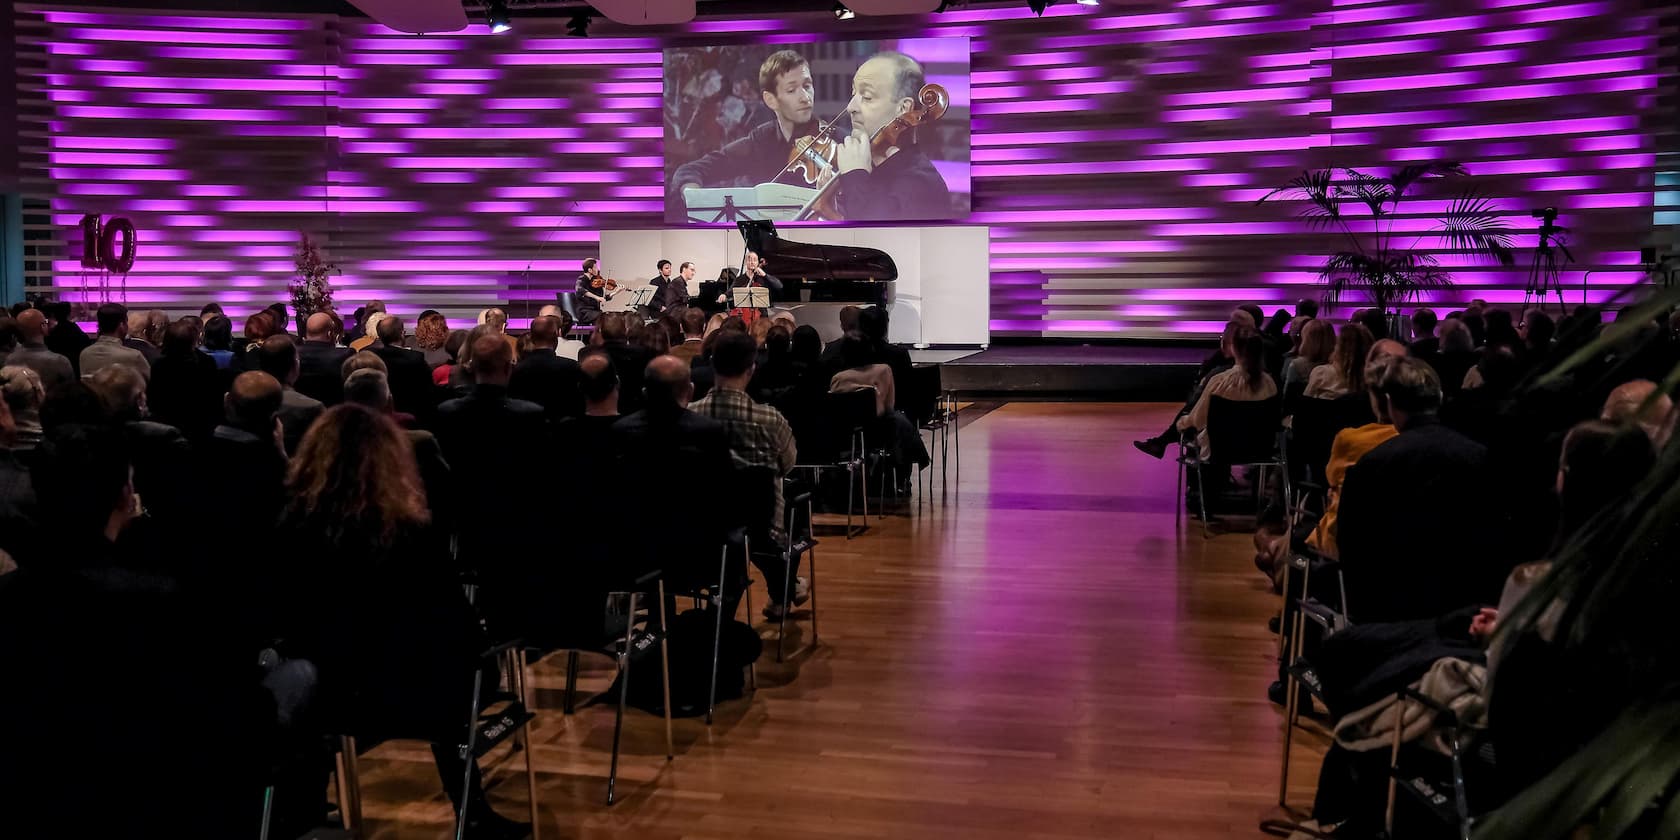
274, 405, 527, 839
414, 311, 452, 369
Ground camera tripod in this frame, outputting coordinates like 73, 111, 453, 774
1523, 207, 1573, 314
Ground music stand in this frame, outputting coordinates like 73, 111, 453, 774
684, 184, 815, 224
731, 287, 771, 309
625, 286, 659, 308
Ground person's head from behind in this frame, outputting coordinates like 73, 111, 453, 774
1355, 308, 1388, 341
710, 329, 758, 385
1235, 303, 1265, 331
160, 320, 197, 359
304, 311, 335, 342
1369, 339, 1407, 363
144, 310, 167, 344
0, 366, 45, 419
598, 311, 629, 344
89, 364, 148, 423
456, 324, 496, 371
1556, 419, 1656, 540
1298, 318, 1335, 365
1297, 298, 1319, 319
96, 302, 129, 338
1226, 325, 1264, 386
126, 310, 149, 343
1520, 309, 1555, 350
255, 335, 300, 386
527, 315, 560, 350
482, 307, 508, 335
415, 312, 450, 351
1601, 380, 1673, 444
1368, 355, 1442, 429
468, 333, 514, 385
1332, 322, 1376, 391
1438, 317, 1473, 353
680, 307, 707, 339
703, 312, 728, 338
764, 324, 792, 360
720, 314, 747, 334
343, 368, 392, 414
1476, 345, 1523, 392
838, 305, 862, 335
750, 316, 773, 348
858, 305, 889, 343
578, 348, 619, 412
643, 355, 693, 413
203, 315, 233, 351
443, 329, 469, 363
1411, 308, 1438, 338
33, 424, 134, 541
759, 49, 814, 129
15, 309, 47, 344
286, 404, 428, 547
341, 350, 387, 383
224, 370, 282, 437
375, 314, 405, 347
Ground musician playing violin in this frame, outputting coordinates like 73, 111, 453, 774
833, 52, 953, 222
672, 50, 849, 199
574, 257, 614, 325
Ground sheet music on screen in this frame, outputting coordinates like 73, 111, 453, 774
662, 37, 971, 226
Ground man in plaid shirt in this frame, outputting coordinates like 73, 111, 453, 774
689, 329, 807, 617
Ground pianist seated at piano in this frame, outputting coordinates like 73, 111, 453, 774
831, 52, 952, 222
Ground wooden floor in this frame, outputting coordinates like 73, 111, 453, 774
356, 402, 1325, 839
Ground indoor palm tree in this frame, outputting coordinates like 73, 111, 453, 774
1260, 162, 1518, 315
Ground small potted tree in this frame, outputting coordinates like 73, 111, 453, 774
291, 233, 337, 334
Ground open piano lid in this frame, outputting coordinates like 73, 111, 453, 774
737, 220, 898, 283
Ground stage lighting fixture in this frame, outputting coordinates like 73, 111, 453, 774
833, 2, 856, 19
1076, 0, 1100, 5
486, 0, 512, 33
1027, 0, 1054, 15
566, 9, 590, 36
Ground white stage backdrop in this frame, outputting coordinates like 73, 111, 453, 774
600, 226, 990, 347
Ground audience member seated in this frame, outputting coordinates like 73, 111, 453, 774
1336, 356, 1500, 623
1283, 319, 1334, 395
42, 301, 92, 376
253, 335, 324, 455
369, 314, 438, 421
1176, 324, 1277, 463
749, 324, 798, 404
1304, 322, 1375, 400
555, 348, 622, 482
0, 366, 45, 452
611, 355, 733, 583
1408, 308, 1439, 358
434, 334, 547, 576
295, 312, 352, 405
671, 307, 707, 364
87, 364, 193, 529
121, 310, 161, 364
1133, 320, 1244, 459
272, 404, 529, 840
202, 372, 289, 539
348, 310, 383, 352
1599, 379, 1673, 444
690, 330, 806, 619
201, 314, 236, 371
509, 315, 584, 422
414, 311, 453, 369
79, 303, 151, 384
345, 368, 451, 529
0, 423, 278, 839
146, 319, 223, 442
5, 310, 73, 394
594, 312, 653, 416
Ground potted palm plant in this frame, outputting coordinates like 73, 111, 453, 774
1261, 162, 1518, 336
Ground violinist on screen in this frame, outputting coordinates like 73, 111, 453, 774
833, 51, 953, 222
671, 50, 846, 197
574, 258, 615, 325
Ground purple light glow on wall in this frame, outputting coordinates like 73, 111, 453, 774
14, 0, 1664, 340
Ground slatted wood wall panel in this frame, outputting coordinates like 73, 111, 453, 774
12, 1, 1674, 336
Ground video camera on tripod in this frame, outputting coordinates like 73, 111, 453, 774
1525, 206, 1573, 313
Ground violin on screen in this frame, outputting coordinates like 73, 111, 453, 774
789, 84, 950, 222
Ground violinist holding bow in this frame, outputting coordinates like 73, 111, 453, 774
574, 257, 615, 325
832, 51, 953, 222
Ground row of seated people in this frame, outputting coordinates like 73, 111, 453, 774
1129, 299, 1680, 835
0, 297, 935, 839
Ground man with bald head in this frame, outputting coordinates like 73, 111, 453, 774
122, 311, 160, 364
6, 309, 74, 393
369, 314, 438, 421
611, 354, 731, 577
295, 311, 351, 406
509, 315, 583, 421
201, 370, 289, 539
435, 334, 548, 572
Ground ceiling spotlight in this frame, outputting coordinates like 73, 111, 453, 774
566, 9, 590, 36
1076, 0, 1100, 5
833, 2, 856, 19
1027, 0, 1054, 15
486, 0, 512, 33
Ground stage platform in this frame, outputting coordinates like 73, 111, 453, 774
913, 344, 1205, 400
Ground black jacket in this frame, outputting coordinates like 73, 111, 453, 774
434, 385, 548, 567
295, 339, 352, 406
509, 350, 585, 422
603, 341, 655, 416
610, 407, 733, 582
834, 145, 953, 222
1336, 418, 1501, 624
370, 343, 439, 422
147, 351, 223, 442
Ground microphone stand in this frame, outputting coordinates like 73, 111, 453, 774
520, 199, 580, 322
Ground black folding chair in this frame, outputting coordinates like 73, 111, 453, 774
773, 476, 820, 662
791, 389, 876, 538
1180, 395, 1287, 538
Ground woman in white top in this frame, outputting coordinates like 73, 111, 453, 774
1178, 324, 1277, 460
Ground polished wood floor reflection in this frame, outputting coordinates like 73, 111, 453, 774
358, 402, 1324, 838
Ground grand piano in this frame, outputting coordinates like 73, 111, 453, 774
703, 220, 896, 308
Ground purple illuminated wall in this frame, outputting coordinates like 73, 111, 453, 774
11, 1, 1669, 337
